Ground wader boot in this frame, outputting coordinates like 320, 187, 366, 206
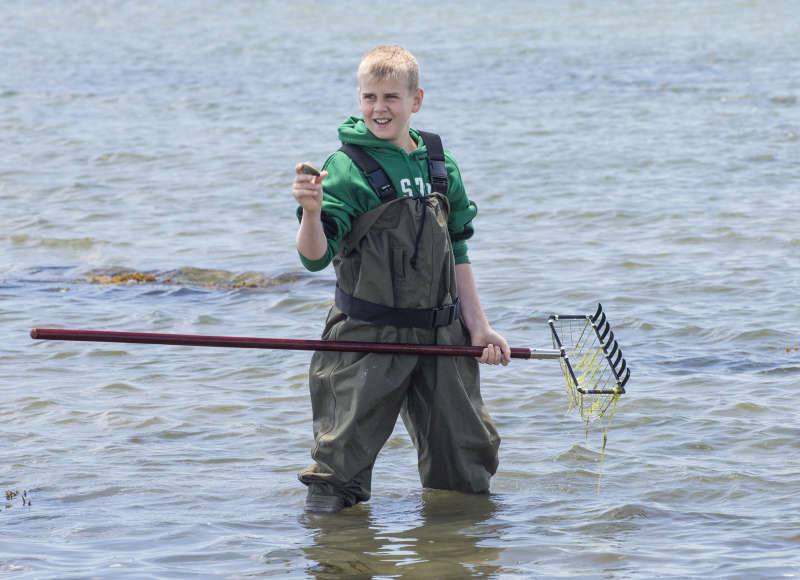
299, 192, 500, 511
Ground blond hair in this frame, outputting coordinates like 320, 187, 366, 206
358, 45, 419, 93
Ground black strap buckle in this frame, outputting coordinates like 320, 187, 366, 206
365, 168, 397, 202
431, 298, 460, 327
429, 159, 448, 193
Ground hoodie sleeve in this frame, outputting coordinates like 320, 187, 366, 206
295, 150, 378, 271
444, 151, 478, 265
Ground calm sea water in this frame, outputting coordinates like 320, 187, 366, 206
2, 1, 799, 578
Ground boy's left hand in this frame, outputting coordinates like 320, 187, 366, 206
471, 327, 511, 366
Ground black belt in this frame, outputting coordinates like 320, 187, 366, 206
335, 286, 460, 328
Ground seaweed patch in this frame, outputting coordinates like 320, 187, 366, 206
3, 489, 31, 510
88, 272, 157, 284
83, 268, 304, 289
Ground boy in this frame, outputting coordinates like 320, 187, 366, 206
292, 45, 510, 513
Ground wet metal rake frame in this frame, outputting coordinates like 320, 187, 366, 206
546, 304, 629, 427
548, 303, 630, 396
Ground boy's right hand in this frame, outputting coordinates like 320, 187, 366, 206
293, 162, 328, 214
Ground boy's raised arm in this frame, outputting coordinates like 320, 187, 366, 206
292, 163, 329, 261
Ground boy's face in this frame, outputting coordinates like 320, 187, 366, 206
358, 74, 423, 151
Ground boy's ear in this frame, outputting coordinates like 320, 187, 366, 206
412, 88, 424, 112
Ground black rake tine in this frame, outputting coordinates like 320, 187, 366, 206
598, 321, 610, 343
591, 303, 603, 323
616, 358, 627, 378
611, 349, 622, 369
594, 311, 607, 332
602, 330, 615, 351
620, 367, 631, 389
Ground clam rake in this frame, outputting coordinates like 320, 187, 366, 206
548, 304, 629, 423
31, 303, 628, 419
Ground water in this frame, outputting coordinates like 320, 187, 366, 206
2, 1, 799, 578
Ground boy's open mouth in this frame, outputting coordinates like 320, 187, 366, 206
374, 119, 391, 126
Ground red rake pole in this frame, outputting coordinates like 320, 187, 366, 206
30, 328, 562, 360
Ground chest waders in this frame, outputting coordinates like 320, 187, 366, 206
299, 133, 500, 510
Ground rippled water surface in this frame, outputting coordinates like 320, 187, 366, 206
2, 1, 799, 578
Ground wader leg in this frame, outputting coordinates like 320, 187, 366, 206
299, 348, 417, 505
402, 352, 500, 494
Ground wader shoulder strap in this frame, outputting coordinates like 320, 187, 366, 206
417, 131, 448, 194
338, 143, 398, 203
338, 131, 448, 203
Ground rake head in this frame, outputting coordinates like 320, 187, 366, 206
548, 303, 629, 421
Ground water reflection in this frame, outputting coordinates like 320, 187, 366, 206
301, 489, 505, 579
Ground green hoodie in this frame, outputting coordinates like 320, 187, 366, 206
297, 116, 478, 272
